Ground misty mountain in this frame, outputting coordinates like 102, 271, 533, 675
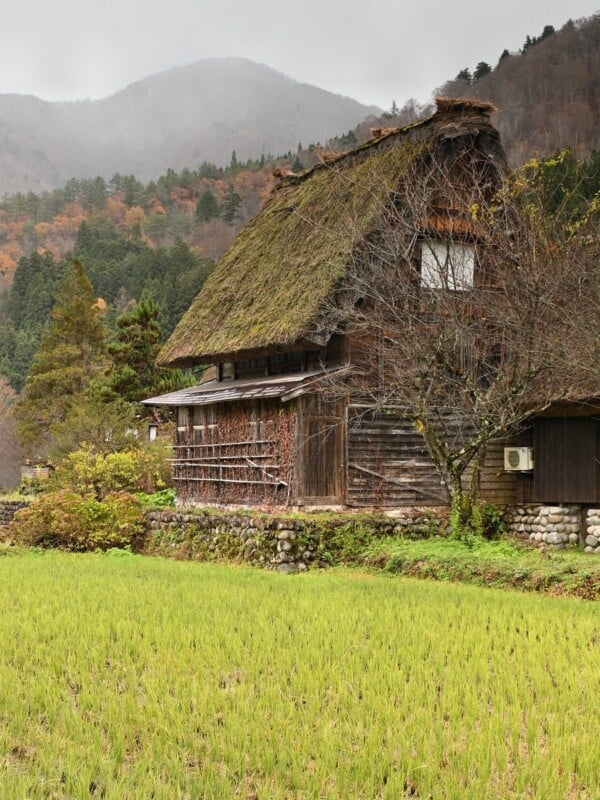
0, 58, 380, 194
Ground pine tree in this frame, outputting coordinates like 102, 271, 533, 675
522, 34, 535, 53
473, 61, 492, 80
221, 185, 242, 225
16, 260, 107, 455
97, 298, 194, 433
104, 297, 164, 403
195, 189, 220, 222
540, 25, 555, 41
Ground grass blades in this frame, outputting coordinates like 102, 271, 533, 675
0, 552, 598, 798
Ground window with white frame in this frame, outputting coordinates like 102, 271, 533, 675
420, 240, 475, 290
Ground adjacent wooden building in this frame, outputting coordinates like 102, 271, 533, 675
144, 97, 593, 510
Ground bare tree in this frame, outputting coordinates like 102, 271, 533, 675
315, 137, 588, 528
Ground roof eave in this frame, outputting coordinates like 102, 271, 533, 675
157, 330, 337, 369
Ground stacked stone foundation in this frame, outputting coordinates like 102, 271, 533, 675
584, 510, 600, 553
506, 505, 600, 550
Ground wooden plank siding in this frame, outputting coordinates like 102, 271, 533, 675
476, 441, 518, 505
346, 409, 446, 507
173, 395, 520, 509
346, 408, 518, 507
515, 416, 600, 505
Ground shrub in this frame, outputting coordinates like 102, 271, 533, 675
478, 502, 507, 539
6, 490, 147, 552
136, 488, 176, 510
314, 520, 379, 563
49, 441, 172, 499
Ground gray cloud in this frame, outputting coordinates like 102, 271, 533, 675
1, 0, 597, 107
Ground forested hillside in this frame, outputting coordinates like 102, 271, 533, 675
0, 156, 275, 277
0, 151, 318, 395
1, 13, 598, 283
0, 233, 212, 393
436, 14, 600, 165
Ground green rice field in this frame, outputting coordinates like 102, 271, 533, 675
0, 551, 598, 799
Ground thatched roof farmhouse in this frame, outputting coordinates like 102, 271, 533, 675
146, 98, 596, 511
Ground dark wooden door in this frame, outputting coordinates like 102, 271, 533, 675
533, 417, 599, 503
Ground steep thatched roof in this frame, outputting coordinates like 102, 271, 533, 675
159, 98, 504, 368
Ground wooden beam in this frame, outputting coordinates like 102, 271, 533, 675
172, 477, 284, 486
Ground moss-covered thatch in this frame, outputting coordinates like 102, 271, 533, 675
159, 99, 502, 368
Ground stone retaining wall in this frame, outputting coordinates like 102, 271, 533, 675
0, 499, 30, 526
145, 507, 449, 573
5, 497, 600, 558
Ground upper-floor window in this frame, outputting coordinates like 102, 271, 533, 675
232, 352, 306, 380
420, 240, 475, 291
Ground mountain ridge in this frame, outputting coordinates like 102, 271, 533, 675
0, 58, 381, 194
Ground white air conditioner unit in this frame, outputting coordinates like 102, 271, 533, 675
504, 446, 534, 472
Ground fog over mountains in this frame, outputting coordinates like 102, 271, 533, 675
0, 58, 380, 194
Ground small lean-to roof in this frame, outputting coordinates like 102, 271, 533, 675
158, 97, 501, 368
142, 368, 348, 407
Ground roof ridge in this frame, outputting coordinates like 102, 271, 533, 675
274, 97, 498, 189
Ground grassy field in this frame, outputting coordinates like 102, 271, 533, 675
0, 551, 598, 799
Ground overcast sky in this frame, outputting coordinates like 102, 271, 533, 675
1, 1, 597, 109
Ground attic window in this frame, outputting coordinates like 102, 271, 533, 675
420, 240, 475, 291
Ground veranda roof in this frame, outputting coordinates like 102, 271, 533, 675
142, 368, 348, 407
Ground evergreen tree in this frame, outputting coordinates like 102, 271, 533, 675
221, 185, 242, 225
16, 260, 107, 455
104, 297, 164, 403
51, 382, 139, 458
522, 34, 535, 53
122, 175, 145, 207
198, 161, 223, 179
100, 298, 194, 421
473, 61, 492, 80
540, 24, 555, 41
0, 326, 40, 393
456, 68, 472, 83
195, 189, 220, 222
7, 252, 58, 327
